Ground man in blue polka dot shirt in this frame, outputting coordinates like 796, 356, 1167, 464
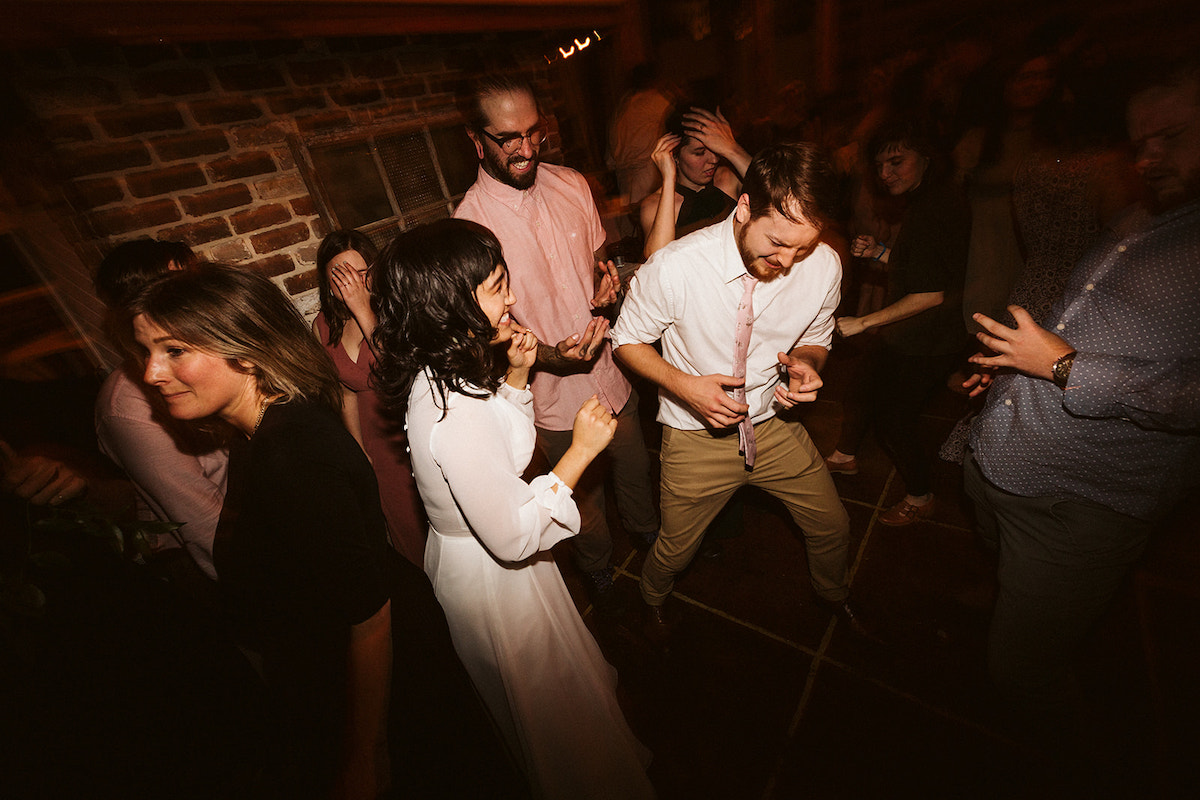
961, 57, 1200, 756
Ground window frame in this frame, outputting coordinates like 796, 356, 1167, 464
290, 111, 474, 244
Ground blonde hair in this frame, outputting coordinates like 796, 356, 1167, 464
128, 264, 342, 411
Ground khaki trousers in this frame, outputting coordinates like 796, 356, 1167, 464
641, 416, 851, 606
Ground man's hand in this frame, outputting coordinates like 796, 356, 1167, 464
555, 317, 610, 363
961, 369, 995, 398
591, 260, 622, 308
851, 234, 886, 260
773, 351, 823, 408
969, 306, 1074, 381
676, 373, 749, 429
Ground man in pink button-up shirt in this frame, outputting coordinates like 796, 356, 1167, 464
454, 76, 659, 610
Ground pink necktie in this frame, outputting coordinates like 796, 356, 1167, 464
733, 274, 758, 469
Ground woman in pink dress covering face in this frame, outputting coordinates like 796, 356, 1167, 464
314, 230, 426, 566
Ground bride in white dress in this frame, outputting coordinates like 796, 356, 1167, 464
371, 219, 655, 800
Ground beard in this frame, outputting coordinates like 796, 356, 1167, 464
735, 223, 788, 283
1143, 167, 1200, 214
483, 144, 539, 190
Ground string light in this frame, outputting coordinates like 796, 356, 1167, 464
545, 30, 602, 64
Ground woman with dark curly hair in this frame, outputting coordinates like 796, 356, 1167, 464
129, 264, 524, 799
314, 230, 425, 566
372, 219, 655, 799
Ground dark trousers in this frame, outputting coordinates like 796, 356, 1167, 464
963, 453, 1150, 739
536, 390, 659, 573
837, 341, 959, 497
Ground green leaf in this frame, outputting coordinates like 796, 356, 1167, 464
130, 532, 154, 560
106, 521, 125, 554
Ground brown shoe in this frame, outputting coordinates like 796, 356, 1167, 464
642, 603, 674, 647
824, 455, 859, 475
878, 496, 936, 526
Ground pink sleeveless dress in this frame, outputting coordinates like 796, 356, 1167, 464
314, 312, 425, 566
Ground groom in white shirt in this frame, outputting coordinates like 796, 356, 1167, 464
612, 142, 872, 642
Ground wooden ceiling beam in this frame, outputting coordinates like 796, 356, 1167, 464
2, 1, 624, 45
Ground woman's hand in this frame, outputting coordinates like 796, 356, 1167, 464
836, 316, 867, 338
650, 133, 680, 180
571, 396, 617, 460
505, 324, 537, 389
549, 397, 617, 491
683, 107, 736, 158
331, 261, 373, 320
0, 442, 89, 506
851, 235, 886, 260
507, 325, 537, 366
682, 107, 752, 176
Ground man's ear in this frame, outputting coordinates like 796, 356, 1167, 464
466, 127, 485, 160
734, 193, 751, 224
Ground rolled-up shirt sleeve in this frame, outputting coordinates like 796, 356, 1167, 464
794, 265, 840, 351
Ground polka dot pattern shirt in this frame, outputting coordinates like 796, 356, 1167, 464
971, 200, 1200, 520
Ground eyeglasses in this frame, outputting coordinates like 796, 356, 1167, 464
477, 123, 547, 155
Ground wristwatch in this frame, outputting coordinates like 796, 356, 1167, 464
1051, 351, 1076, 389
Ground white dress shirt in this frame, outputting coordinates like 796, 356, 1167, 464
611, 213, 841, 431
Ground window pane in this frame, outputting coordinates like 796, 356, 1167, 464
430, 124, 479, 198
309, 141, 393, 229
376, 131, 444, 216
402, 205, 451, 228
360, 219, 402, 252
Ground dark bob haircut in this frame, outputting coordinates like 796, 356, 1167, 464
866, 115, 949, 187
371, 218, 508, 415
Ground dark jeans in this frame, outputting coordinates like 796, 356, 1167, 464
837, 340, 959, 497
536, 390, 659, 573
963, 453, 1150, 739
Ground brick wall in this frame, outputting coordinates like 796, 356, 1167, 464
2, 35, 553, 368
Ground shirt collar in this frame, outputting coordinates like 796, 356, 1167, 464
718, 213, 751, 285
473, 163, 537, 212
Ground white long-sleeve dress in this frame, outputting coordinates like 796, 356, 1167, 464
405, 371, 654, 800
